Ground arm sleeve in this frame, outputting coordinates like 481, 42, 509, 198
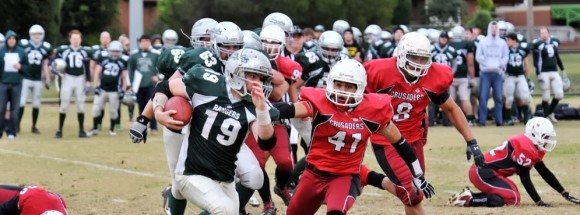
426, 90, 450, 105
0, 195, 20, 215
272, 102, 295, 119
534, 161, 565, 193
554, 48, 565, 71
517, 164, 542, 203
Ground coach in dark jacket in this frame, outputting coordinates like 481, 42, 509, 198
0, 30, 28, 139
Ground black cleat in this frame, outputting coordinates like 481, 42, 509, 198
54, 130, 63, 139
31, 127, 40, 134
78, 131, 89, 138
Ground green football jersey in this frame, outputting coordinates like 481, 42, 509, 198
295, 51, 329, 88
20, 39, 51, 81
180, 65, 279, 182
91, 45, 108, 61
56, 45, 91, 76
449, 40, 473, 78
156, 46, 187, 78
506, 45, 529, 76
98, 55, 129, 92
177, 47, 224, 75
532, 39, 561, 72
471, 38, 481, 77
378, 41, 396, 58
431, 43, 457, 68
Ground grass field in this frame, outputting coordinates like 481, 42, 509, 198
1, 54, 580, 214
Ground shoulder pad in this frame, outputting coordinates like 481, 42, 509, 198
91, 45, 100, 49
150, 49, 161, 54
59, 45, 69, 49
83, 46, 93, 51
42, 41, 51, 49
520, 43, 528, 49
382, 41, 392, 48
121, 55, 130, 61
20, 39, 29, 46
373, 40, 384, 47
448, 46, 456, 52
532, 39, 539, 43
130, 49, 139, 54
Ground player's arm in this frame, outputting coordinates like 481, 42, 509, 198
467, 51, 475, 79
250, 82, 276, 150
42, 58, 50, 83
121, 69, 129, 91
272, 101, 312, 119
268, 69, 288, 101
517, 164, 550, 206
152, 79, 186, 130
533, 160, 580, 205
92, 63, 103, 88
554, 47, 565, 72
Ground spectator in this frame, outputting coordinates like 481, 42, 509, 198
313, 24, 325, 40
127, 35, 159, 131
284, 25, 306, 59
378, 27, 404, 58
343, 28, 363, 62
476, 21, 509, 126
0, 30, 28, 139
151, 34, 163, 51
302, 27, 317, 52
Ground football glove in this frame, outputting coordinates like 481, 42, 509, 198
44, 81, 51, 90
129, 115, 150, 144
536, 200, 553, 207
466, 139, 485, 167
94, 87, 102, 96
413, 175, 435, 199
563, 192, 580, 204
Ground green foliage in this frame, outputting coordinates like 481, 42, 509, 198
425, 0, 467, 26
60, 0, 120, 45
0, 0, 63, 44
467, 9, 493, 34
391, 0, 411, 25
477, 0, 494, 11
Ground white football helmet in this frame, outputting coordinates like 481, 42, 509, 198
351, 27, 362, 44
242, 30, 262, 50
51, 58, 66, 75
29, 24, 45, 44
211, 21, 244, 61
416, 28, 429, 37
162, 29, 178, 47
524, 117, 557, 152
225, 49, 273, 99
260, 25, 286, 60
0, 33, 4, 48
428, 29, 441, 44
191, 18, 218, 48
381, 31, 392, 42
497, 20, 507, 38
318, 31, 344, 64
364, 24, 382, 44
326, 59, 367, 108
108, 40, 123, 60
263, 12, 294, 35
506, 22, 515, 34
451, 26, 465, 41
332, 20, 350, 35
396, 32, 432, 77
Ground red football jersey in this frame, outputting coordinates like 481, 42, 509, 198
275, 56, 303, 82
301, 87, 393, 175
364, 57, 453, 143
0, 185, 19, 203
484, 134, 546, 177
18, 186, 68, 215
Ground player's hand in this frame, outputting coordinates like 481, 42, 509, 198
563, 192, 580, 204
536, 200, 553, 207
94, 87, 102, 96
154, 109, 184, 131
44, 81, 51, 90
466, 139, 485, 167
129, 115, 149, 144
250, 82, 266, 111
412, 175, 435, 199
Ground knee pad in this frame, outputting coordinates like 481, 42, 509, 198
486, 194, 505, 207
171, 185, 185, 200
239, 168, 264, 190
110, 109, 119, 120
59, 100, 70, 113
208, 201, 237, 215
554, 91, 564, 100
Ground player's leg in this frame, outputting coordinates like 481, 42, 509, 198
0, 83, 8, 138
30, 80, 42, 133
163, 127, 186, 215
457, 78, 475, 124
18, 79, 31, 132
244, 132, 277, 212
174, 174, 238, 215
235, 143, 264, 213
286, 169, 326, 215
325, 174, 361, 214
503, 76, 516, 125
6, 84, 22, 137
56, 74, 73, 137
73, 75, 87, 137
538, 72, 551, 117
548, 72, 563, 122
467, 165, 520, 206
89, 92, 106, 135
108, 92, 120, 135
470, 77, 480, 123
515, 75, 531, 123
270, 124, 294, 205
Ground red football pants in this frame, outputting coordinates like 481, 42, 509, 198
246, 124, 294, 172
469, 165, 521, 205
286, 168, 361, 215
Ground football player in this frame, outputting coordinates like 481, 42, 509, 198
0, 185, 67, 215
153, 48, 277, 215
162, 29, 179, 49
448, 117, 580, 207
531, 27, 566, 123
272, 59, 431, 215
429, 31, 457, 126
364, 32, 484, 214
503, 33, 532, 125
18, 24, 51, 134
449, 26, 476, 125
363, 24, 383, 60
89, 31, 112, 131
378, 26, 405, 58
88, 41, 129, 136
54, 30, 92, 138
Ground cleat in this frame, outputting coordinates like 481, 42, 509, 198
87, 129, 99, 137
447, 187, 472, 207
79, 131, 89, 138
249, 195, 260, 207
260, 202, 277, 215
548, 113, 558, 123
109, 130, 117, 136
7, 134, 15, 140
162, 186, 171, 215
274, 186, 292, 206
31, 127, 40, 134
54, 130, 63, 139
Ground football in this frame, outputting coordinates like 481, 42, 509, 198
164, 96, 193, 124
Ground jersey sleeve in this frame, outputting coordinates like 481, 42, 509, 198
157, 47, 186, 78
275, 56, 303, 81
266, 101, 280, 122
297, 87, 321, 117
182, 64, 211, 99
368, 93, 394, 132
177, 48, 222, 75
295, 52, 323, 82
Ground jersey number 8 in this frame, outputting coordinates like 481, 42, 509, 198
393, 102, 413, 122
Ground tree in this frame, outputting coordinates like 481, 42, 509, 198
425, 0, 467, 27
467, 9, 493, 34
60, 0, 119, 45
0, 0, 63, 44
477, 0, 494, 11
391, 0, 411, 25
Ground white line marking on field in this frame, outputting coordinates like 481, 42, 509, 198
0, 148, 168, 180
